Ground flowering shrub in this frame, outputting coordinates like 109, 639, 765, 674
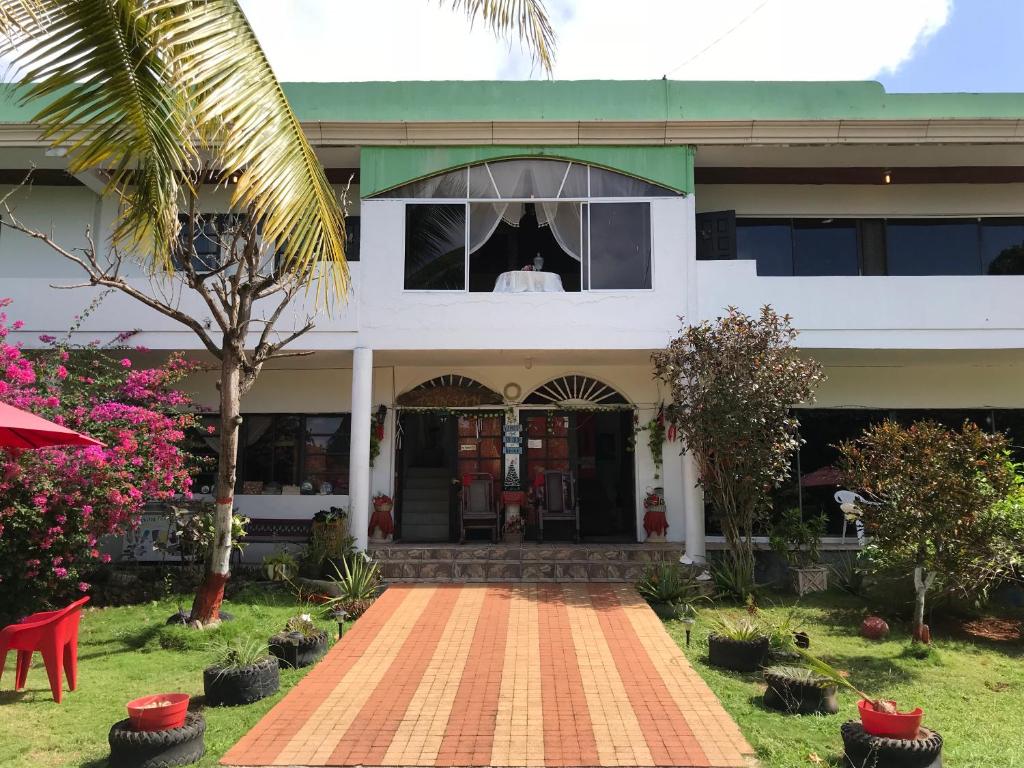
0, 298, 201, 621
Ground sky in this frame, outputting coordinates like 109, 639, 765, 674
239, 0, 1024, 92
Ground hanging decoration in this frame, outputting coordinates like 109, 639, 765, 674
369, 404, 387, 467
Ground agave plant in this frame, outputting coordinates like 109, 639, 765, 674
323, 555, 382, 619
207, 637, 272, 672
707, 613, 765, 642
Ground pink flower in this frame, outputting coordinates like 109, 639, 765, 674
78, 582, 90, 592
53, 566, 68, 578
100, 553, 112, 564
119, 358, 132, 368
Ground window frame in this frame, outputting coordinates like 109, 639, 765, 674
390, 161, 669, 294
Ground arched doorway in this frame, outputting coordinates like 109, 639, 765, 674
522, 376, 636, 541
395, 375, 503, 542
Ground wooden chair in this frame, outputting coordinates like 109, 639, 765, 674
538, 470, 579, 543
459, 472, 499, 543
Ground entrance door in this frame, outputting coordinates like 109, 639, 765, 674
522, 410, 635, 541
397, 412, 456, 542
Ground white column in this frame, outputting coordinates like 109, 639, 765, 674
681, 449, 706, 564
349, 347, 373, 550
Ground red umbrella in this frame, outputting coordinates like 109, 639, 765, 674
0, 401, 103, 450
800, 465, 842, 487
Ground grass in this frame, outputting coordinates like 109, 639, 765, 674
665, 591, 1024, 768
0, 586, 345, 768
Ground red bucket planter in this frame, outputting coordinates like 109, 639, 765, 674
858, 699, 924, 740
126, 693, 190, 732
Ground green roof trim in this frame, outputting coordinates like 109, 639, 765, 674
360, 145, 694, 197
285, 80, 1024, 122
2, 80, 1024, 126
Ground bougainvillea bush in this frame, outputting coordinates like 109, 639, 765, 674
0, 298, 201, 622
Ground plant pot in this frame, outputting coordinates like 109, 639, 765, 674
841, 721, 942, 768
126, 693, 190, 732
707, 634, 769, 672
109, 711, 205, 768
790, 565, 828, 596
268, 630, 328, 669
762, 667, 839, 715
858, 699, 924, 740
203, 657, 280, 707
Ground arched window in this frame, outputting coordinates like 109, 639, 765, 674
378, 159, 676, 293
396, 374, 502, 408
524, 375, 629, 407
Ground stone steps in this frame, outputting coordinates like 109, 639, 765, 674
369, 543, 684, 582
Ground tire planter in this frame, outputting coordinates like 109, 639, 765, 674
204, 657, 280, 706
841, 721, 942, 768
707, 634, 769, 673
649, 602, 679, 621
762, 667, 839, 715
109, 711, 205, 768
269, 630, 328, 669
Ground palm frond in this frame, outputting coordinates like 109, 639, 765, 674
0, 0, 54, 40
1, 0, 195, 268
445, 0, 556, 75
144, 0, 347, 301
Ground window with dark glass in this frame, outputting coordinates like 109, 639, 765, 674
344, 215, 360, 262
175, 214, 244, 272
981, 218, 1024, 274
404, 204, 466, 290
736, 219, 793, 276
588, 203, 652, 289
884, 219, 980, 275
792, 219, 859, 276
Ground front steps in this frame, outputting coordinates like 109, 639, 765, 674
368, 542, 683, 582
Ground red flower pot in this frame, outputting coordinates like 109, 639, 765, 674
858, 699, 923, 740
861, 616, 890, 640
126, 693, 190, 731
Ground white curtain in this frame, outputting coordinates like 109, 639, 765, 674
470, 200, 582, 261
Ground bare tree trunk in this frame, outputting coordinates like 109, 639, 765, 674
912, 564, 935, 644
190, 350, 242, 624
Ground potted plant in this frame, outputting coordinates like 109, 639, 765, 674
707, 614, 769, 672
642, 488, 669, 542
262, 550, 298, 581
204, 638, 280, 707
322, 555, 382, 620
313, 507, 350, 558
762, 665, 838, 715
268, 613, 328, 669
769, 508, 828, 596
637, 562, 707, 620
369, 493, 394, 543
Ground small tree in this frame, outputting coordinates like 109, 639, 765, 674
838, 419, 1018, 643
653, 306, 824, 588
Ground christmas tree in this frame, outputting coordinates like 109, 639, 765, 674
504, 461, 520, 490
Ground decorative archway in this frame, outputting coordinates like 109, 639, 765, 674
396, 374, 502, 408
523, 375, 629, 407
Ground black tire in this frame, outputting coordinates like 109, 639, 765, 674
109, 711, 205, 768
762, 669, 838, 715
269, 630, 328, 669
204, 657, 280, 706
841, 721, 943, 768
649, 602, 679, 621
708, 634, 769, 673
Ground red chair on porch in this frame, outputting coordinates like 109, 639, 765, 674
459, 472, 499, 543
0, 596, 89, 703
538, 470, 579, 543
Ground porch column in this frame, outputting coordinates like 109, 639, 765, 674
349, 347, 373, 550
681, 449, 705, 564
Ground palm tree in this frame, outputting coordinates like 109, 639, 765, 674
0, 0, 556, 624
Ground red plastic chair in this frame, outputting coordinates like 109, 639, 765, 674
0, 596, 89, 703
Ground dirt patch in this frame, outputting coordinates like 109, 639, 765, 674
960, 616, 1023, 643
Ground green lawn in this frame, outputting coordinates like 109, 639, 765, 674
667, 592, 1024, 768
0, 587, 344, 768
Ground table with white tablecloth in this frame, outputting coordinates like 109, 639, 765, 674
493, 271, 564, 293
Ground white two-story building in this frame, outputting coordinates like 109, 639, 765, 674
4, 80, 1024, 569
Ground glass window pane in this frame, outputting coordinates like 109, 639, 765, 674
589, 166, 676, 197
885, 219, 980, 275
793, 219, 859, 276
378, 168, 467, 198
485, 159, 569, 198
344, 215, 360, 262
306, 416, 343, 435
981, 218, 1024, 274
736, 219, 793, 276
242, 415, 301, 489
405, 204, 466, 290
468, 164, 498, 198
588, 202, 651, 289
559, 163, 588, 198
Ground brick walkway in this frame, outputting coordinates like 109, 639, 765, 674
222, 584, 753, 768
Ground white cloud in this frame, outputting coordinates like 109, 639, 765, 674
239, 0, 950, 82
